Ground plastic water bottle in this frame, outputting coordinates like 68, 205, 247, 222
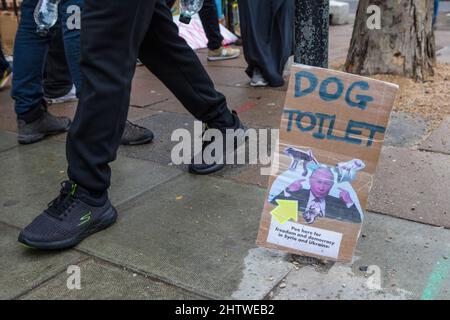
34, 0, 61, 37
179, 0, 204, 24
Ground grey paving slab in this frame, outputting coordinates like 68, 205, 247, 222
367, 147, 450, 228
77, 174, 292, 299
0, 88, 17, 132
22, 258, 204, 300
130, 74, 174, 108
0, 140, 182, 229
205, 66, 253, 88
147, 85, 286, 129
436, 30, 450, 51
385, 112, 430, 147
0, 131, 18, 152
420, 116, 450, 155
273, 212, 450, 300
229, 164, 270, 189
215, 86, 286, 129
0, 223, 85, 300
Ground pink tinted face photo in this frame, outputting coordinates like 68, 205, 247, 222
309, 168, 334, 199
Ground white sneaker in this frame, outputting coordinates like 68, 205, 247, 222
45, 85, 78, 104
250, 68, 268, 87
207, 46, 240, 61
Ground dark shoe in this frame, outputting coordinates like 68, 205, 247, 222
18, 181, 117, 250
120, 120, 154, 146
17, 105, 71, 145
189, 111, 247, 175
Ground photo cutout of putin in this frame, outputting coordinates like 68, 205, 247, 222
273, 166, 362, 224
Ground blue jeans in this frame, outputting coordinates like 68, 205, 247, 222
12, 0, 82, 115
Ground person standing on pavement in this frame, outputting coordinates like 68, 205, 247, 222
238, 0, 294, 87
167, 0, 240, 61
12, 0, 154, 145
18, 0, 246, 250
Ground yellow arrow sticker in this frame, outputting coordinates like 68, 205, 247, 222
271, 200, 299, 224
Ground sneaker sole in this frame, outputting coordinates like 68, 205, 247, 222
18, 206, 118, 250
207, 53, 240, 61
18, 122, 72, 145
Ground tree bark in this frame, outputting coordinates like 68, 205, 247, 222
345, 0, 436, 81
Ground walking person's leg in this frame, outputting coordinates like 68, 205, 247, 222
139, 0, 246, 174
199, 0, 223, 50
18, 0, 246, 250
11, 0, 71, 144
19, 0, 158, 250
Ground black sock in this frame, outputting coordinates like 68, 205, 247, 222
17, 105, 44, 124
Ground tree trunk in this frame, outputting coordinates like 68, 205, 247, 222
345, 0, 436, 81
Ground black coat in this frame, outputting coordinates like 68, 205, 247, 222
273, 189, 362, 224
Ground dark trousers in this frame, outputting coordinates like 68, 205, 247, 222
67, 0, 234, 193
43, 26, 73, 99
167, 0, 223, 50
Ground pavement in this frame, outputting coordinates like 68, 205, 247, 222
1, 23, 450, 300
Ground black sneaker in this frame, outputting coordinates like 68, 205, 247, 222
17, 103, 71, 145
120, 120, 154, 146
189, 111, 247, 175
18, 181, 117, 250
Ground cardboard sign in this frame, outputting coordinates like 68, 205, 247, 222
256, 64, 399, 262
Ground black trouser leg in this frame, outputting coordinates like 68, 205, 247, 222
67, 0, 234, 194
138, 0, 234, 126
198, 0, 223, 50
66, 0, 157, 193
43, 25, 73, 98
